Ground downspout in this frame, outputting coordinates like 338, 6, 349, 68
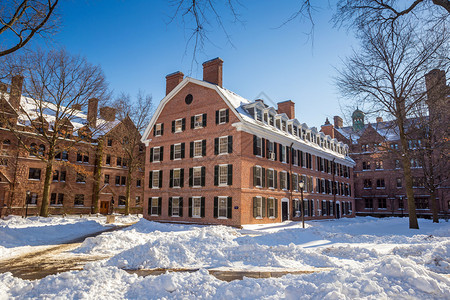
332, 158, 336, 218
289, 142, 293, 219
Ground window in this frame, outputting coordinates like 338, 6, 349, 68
74, 194, 84, 206
26, 192, 38, 205
254, 166, 262, 187
192, 114, 206, 129
0, 158, 8, 166
76, 173, 86, 183
292, 173, 298, 191
363, 179, 372, 189
267, 198, 276, 218
60, 171, 66, 182
390, 143, 399, 150
107, 139, 113, 146
28, 168, 41, 180
136, 179, 141, 187
415, 197, 429, 209
172, 169, 182, 188
365, 198, 373, 209
150, 197, 160, 215
255, 108, 263, 122
395, 160, 401, 169
104, 174, 110, 184
83, 154, 89, 164
174, 143, 182, 160
171, 197, 181, 216
375, 161, 383, 170
411, 159, 422, 168
193, 167, 202, 187
254, 197, 263, 218
38, 144, 45, 156
378, 198, 387, 209
77, 152, 83, 162
412, 177, 425, 188
135, 196, 141, 206
280, 145, 286, 163
115, 175, 121, 185
396, 178, 402, 188
192, 197, 201, 218
118, 196, 126, 206
2, 139, 11, 149
217, 109, 228, 124
269, 114, 274, 126
254, 136, 262, 156
376, 179, 385, 189
61, 151, 68, 160
117, 157, 122, 167
267, 169, 275, 188
151, 171, 161, 188
267, 141, 274, 159
50, 193, 64, 206
120, 176, 126, 186
106, 155, 111, 165
281, 120, 286, 131
217, 196, 228, 218
193, 140, 203, 157
280, 172, 287, 190
154, 123, 163, 136
219, 165, 228, 186
29, 143, 37, 156
52, 170, 59, 181
219, 136, 228, 154
362, 161, 371, 170
174, 118, 184, 133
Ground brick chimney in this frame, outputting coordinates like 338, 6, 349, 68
10, 75, 24, 111
376, 117, 383, 123
87, 98, 98, 127
166, 71, 184, 95
100, 106, 116, 121
320, 118, 335, 139
333, 116, 343, 129
202, 57, 223, 87
277, 100, 295, 119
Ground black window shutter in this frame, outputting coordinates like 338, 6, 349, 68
153, 125, 156, 136
161, 123, 164, 135
214, 165, 219, 186
225, 109, 229, 123
292, 149, 295, 164
274, 142, 278, 160
262, 168, 266, 188
253, 135, 257, 155
202, 140, 206, 156
189, 168, 193, 187
253, 166, 257, 186
275, 199, 278, 218
214, 197, 218, 218
182, 118, 186, 131
215, 110, 219, 124
279, 144, 283, 162
159, 171, 163, 188
169, 170, 173, 188
286, 147, 290, 164
262, 197, 266, 217
274, 171, 278, 189
262, 139, 266, 157
172, 120, 175, 133
160, 146, 164, 161
299, 151, 303, 167
180, 169, 184, 187
190, 142, 194, 158
266, 140, 270, 159
189, 197, 193, 217
158, 197, 162, 215
147, 198, 151, 215
170, 145, 174, 160
191, 116, 195, 129
203, 113, 207, 127
201, 197, 205, 217
181, 143, 185, 158
201, 167, 206, 186
168, 197, 172, 216
149, 171, 153, 188
214, 138, 219, 155
179, 198, 183, 217
287, 173, 290, 190
227, 164, 233, 186
228, 136, 233, 153
227, 197, 232, 219
253, 197, 257, 218
150, 148, 154, 162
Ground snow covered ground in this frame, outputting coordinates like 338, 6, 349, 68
0, 216, 449, 299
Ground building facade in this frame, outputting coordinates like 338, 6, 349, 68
142, 58, 355, 226
322, 69, 450, 218
0, 77, 144, 216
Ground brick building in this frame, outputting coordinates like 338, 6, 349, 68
141, 58, 355, 226
0, 77, 144, 216
322, 70, 450, 218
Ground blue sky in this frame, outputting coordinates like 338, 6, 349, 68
38, 0, 358, 128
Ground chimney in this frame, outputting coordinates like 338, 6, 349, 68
202, 57, 223, 87
87, 98, 98, 127
165, 71, 184, 95
320, 118, 335, 139
100, 106, 116, 121
277, 100, 295, 119
10, 75, 24, 111
334, 116, 343, 129
376, 117, 383, 123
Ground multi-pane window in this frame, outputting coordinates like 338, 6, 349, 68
365, 198, 373, 209
107, 139, 113, 146
267, 141, 274, 159
76, 173, 86, 183
415, 197, 429, 209
281, 120, 286, 131
194, 114, 204, 128
26, 192, 38, 205
254, 197, 263, 218
376, 179, 385, 189
135, 196, 141, 206
363, 179, 372, 189
267, 198, 276, 218
193, 167, 202, 187
174, 144, 182, 159
218, 196, 228, 218
254, 166, 262, 187
154, 123, 163, 136
106, 155, 111, 165
153, 147, 161, 162
280, 145, 286, 162
255, 109, 263, 122
136, 179, 141, 187
151, 197, 159, 215
194, 141, 203, 157
118, 196, 126, 206
28, 168, 41, 180
74, 194, 84, 206
192, 197, 201, 218
173, 169, 181, 187
219, 165, 228, 186
280, 172, 287, 190
151, 171, 160, 188
53, 170, 59, 181
396, 178, 402, 188
395, 159, 401, 169
267, 169, 274, 188
50, 193, 64, 206
292, 173, 298, 191
117, 157, 122, 167
115, 175, 121, 185
219, 136, 228, 154
378, 198, 387, 209
255, 137, 262, 156
411, 159, 422, 168
174, 119, 183, 132
218, 109, 228, 124
172, 197, 180, 216
77, 152, 83, 162
104, 174, 110, 184
362, 161, 371, 170
375, 161, 383, 169
412, 177, 425, 188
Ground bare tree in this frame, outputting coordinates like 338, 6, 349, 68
0, 48, 108, 217
0, 0, 59, 57
336, 21, 450, 229
110, 92, 153, 215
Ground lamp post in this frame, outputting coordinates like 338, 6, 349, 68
25, 191, 30, 218
299, 180, 305, 228
400, 196, 404, 218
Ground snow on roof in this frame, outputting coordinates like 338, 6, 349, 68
337, 120, 402, 143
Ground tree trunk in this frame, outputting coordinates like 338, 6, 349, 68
125, 166, 132, 215
40, 159, 54, 217
92, 139, 103, 214
430, 189, 439, 223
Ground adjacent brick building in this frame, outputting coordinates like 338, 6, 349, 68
0, 77, 144, 216
322, 69, 450, 218
142, 58, 355, 226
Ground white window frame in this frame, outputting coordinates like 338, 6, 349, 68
174, 143, 182, 160
219, 164, 228, 186
155, 123, 163, 136
193, 140, 203, 158
192, 196, 201, 218
172, 197, 180, 217
267, 197, 275, 218
193, 167, 202, 187
151, 197, 159, 216
255, 196, 263, 219
218, 196, 228, 219
152, 171, 160, 189
173, 168, 181, 188
255, 166, 262, 187
174, 118, 183, 133
153, 146, 161, 162
255, 108, 263, 122
218, 136, 228, 155
280, 171, 287, 190
218, 109, 227, 124
194, 114, 204, 129
267, 169, 274, 189
281, 145, 286, 163
255, 136, 262, 157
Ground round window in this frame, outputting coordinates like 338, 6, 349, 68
185, 94, 193, 105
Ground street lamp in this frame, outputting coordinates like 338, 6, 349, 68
25, 191, 30, 218
299, 180, 305, 228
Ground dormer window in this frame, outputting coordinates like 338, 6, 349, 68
275, 119, 281, 130
255, 109, 263, 122
281, 120, 286, 131
264, 113, 268, 123
288, 124, 292, 134
269, 115, 274, 126
293, 126, 298, 136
